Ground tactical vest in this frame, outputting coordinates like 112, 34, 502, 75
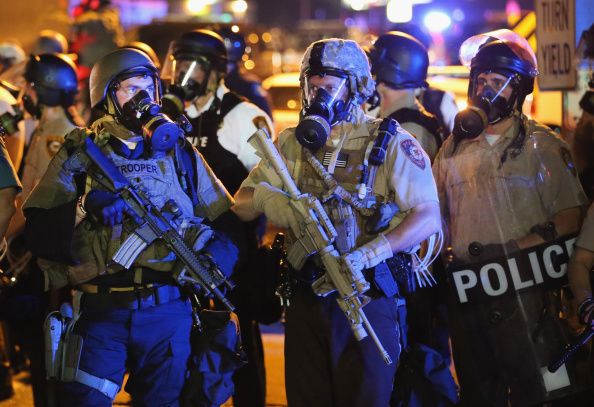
389, 107, 444, 150
298, 138, 384, 255
419, 88, 447, 132
81, 140, 199, 279
188, 92, 247, 195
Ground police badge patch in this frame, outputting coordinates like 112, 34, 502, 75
400, 139, 426, 169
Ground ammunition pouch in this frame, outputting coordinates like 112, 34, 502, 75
365, 262, 399, 298
386, 253, 414, 295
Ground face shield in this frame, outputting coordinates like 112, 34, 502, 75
459, 29, 538, 76
453, 30, 538, 141
295, 74, 349, 151
161, 45, 211, 101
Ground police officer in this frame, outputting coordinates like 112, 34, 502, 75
433, 30, 589, 405
20, 53, 84, 202
218, 26, 272, 118
385, 22, 459, 133
570, 202, 594, 325
233, 38, 441, 407
162, 29, 272, 195
0, 135, 19, 400
0, 135, 19, 242
22, 48, 235, 406
3, 53, 84, 407
369, 31, 444, 160
162, 28, 273, 407
572, 23, 594, 201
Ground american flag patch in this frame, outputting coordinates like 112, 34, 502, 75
322, 151, 348, 168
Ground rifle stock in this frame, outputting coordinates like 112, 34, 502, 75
248, 128, 392, 364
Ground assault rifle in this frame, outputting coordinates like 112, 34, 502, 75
248, 128, 392, 364
64, 137, 234, 311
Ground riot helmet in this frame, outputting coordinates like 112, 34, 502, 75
162, 29, 228, 101
369, 31, 429, 90
24, 53, 78, 110
453, 29, 538, 140
296, 39, 375, 150
33, 30, 69, 54
0, 42, 25, 73
89, 48, 159, 128
91, 48, 186, 152
123, 41, 161, 69
90, 47, 159, 109
388, 23, 432, 50
462, 30, 537, 122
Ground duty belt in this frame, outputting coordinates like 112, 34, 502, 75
77, 284, 183, 310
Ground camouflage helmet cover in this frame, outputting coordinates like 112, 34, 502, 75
300, 38, 375, 104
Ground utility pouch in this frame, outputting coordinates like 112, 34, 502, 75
369, 262, 399, 298
386, 253, 414, 294
60, 330, 84, 382
328, 202, 358, 255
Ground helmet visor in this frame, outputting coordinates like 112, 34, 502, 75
304, 75, 348, 107
161, 44, 209, 89
459, 29, 538, 77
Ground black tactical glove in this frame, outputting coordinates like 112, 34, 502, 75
83, 190, 141, 226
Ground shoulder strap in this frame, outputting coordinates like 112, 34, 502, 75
389, 108, 444, 149
420, 88, 446, 125
219, 92, 246, 118
175, 140, 200, 206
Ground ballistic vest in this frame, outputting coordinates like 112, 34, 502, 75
188, 91, 247, 195
298, 136, 385, 255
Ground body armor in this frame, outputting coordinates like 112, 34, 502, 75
188, 92, 247, 195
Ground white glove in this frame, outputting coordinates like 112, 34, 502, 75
252, 182, 300, 230
342, 234, 393, 273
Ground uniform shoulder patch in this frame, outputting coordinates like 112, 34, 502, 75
400, 138, 426, 170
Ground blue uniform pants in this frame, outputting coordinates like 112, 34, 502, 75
284, 288, 402, 407
59, 298, 192, 407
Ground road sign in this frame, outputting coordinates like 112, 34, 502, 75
535, 0, 577, 90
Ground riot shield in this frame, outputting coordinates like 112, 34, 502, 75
433, 116, 592, 405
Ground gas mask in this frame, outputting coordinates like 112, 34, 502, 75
121, 90, 188, 154
295, 76, 350, 151
163, 56, 213, 102
453, 74, 518, 141
23, 94, 41, 119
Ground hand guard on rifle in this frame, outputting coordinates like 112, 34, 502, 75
83, 189, 142, 226
252, 182, 300, 231
341, 234, 394, 274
